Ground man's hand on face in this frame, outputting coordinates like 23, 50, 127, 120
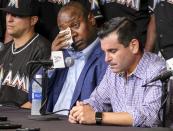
51, 30, 72, 51
69, 101, 96, 124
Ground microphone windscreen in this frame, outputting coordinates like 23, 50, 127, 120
0, 42, 4, 52
65, 57, 74, 67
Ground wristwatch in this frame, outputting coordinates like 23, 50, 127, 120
95, 112, 102, 124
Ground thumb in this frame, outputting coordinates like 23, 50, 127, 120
76, 101, 84, 106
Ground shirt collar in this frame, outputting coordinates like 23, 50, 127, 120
131, 52, 148, 79
68, 38, 99, 60
117, 52, 147, 79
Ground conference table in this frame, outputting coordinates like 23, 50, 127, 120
0, 106, 173, 131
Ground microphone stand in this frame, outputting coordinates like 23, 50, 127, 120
34, 67, 61, 121
39, 66, 49, 115
161, 79, 169, 127
144, 77, 170, 127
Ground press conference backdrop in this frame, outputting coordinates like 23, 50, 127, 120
0, 106, 173, 131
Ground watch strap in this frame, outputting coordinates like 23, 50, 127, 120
95, 112, 102, 124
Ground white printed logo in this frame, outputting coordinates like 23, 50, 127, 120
101, 0, 140, 10
48, 0, 70, 5
8, 0, 19, 8
167, 0, 173, 4
2, 71, 29, 93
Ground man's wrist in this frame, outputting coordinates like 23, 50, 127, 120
95, 112, 102, 125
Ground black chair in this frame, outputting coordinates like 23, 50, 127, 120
162, 77, 173, 127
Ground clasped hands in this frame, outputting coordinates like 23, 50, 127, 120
68, 101, 96, 124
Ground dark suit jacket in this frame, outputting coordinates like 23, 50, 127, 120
47, 41, 107, 112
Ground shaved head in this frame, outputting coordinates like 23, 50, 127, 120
58, 1, 89, 22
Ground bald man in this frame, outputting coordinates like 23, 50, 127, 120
46, 1, 107, 115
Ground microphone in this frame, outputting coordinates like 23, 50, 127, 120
0, 42, 4, 52
64, 57, 74, 67
27, 57, 74, 68
38, 0, 47, 2
28, 57, 74, 121
143, 70, 173, 87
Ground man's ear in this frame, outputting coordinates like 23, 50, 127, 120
31, 16, 38, 26
129, 39, 140, 54
88, 12, 96, 26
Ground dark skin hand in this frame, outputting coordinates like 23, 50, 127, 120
52, 30, 75, 51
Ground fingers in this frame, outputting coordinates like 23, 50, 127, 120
69, 103, 84, 124
76, 111, 90, 124
79, 117, 85, 124
73, 108, 83, 120
69, 106, 80, 124
76, 101, 84, 106
69, 102, 95, 125
51, 31, 71, 51
68, 114, 78, 124
70, 105, 82, 117
70, 107, 84, 124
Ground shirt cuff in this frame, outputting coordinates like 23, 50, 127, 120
83, 99, 99, 112
126, 106, 146, 127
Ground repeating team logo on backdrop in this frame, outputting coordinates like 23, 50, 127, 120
8, 0, 19, 8
100, 0, 140, 10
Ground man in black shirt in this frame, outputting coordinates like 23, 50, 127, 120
145, 0, 173, 61
0, 0, 9, 42
94, 0, 151, 47
0, 0, 51, 108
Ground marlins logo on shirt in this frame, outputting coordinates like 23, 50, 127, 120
100, 0, 140, 10
148, 0, 160, 12
8, 0, 19, 8
48, 0, 70, 5
167, 0, 173, 4
149, 0, 173, 13
2, 70, 29, 93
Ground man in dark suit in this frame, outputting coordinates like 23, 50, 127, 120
47, 1, 107, 115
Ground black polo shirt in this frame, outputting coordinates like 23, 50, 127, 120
0, 34, 51, 107
154, 1, 173, 60
0, 0, 9, 42
99, 0, 150, 47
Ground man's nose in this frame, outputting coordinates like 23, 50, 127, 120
6, 14, 14, 22
71, 29, 77, 37
105, 53, 112, 63
71, 29, 77, 41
